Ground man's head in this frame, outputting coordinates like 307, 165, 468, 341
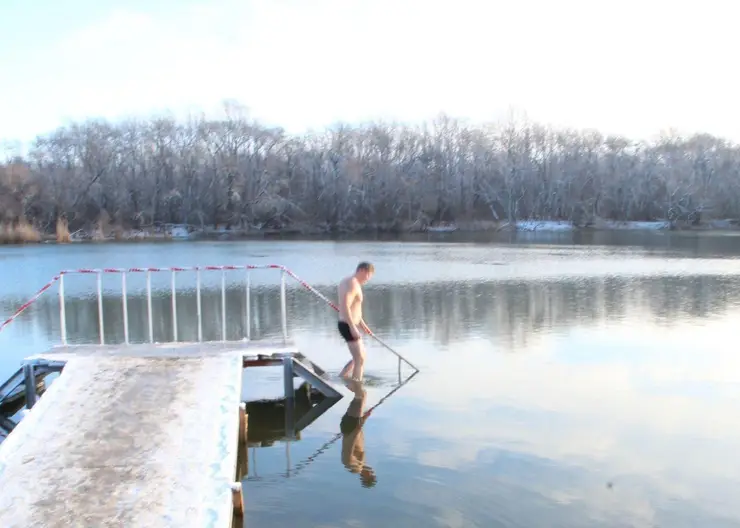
354, 262, 374, 284
360, 466, 377, 488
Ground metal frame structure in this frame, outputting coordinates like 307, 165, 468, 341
0, 263, 419, 436
0, 264, 418, 371
56, 265, 291, 346
0, 263, 422, 527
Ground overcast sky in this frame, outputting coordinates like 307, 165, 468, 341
1, 0, 738, 147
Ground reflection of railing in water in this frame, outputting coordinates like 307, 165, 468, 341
247, 369, 418, 484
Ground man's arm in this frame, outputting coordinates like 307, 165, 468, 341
359, 319, 372, 335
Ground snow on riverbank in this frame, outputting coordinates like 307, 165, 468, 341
515, 220, 575, 232
590, 219, 670, 231
510, 219, 673, 231
431, 219, 706, 233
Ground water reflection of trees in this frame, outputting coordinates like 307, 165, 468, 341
8, 274, 740, 350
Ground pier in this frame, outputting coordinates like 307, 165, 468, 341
0, 265, 394, 528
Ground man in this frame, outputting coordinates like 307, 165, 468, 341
337, 261, 374, 381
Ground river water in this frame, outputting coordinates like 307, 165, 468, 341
2, 231, 740, 527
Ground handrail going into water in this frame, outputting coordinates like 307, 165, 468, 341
281, 267, 419, 372
0, 264, 417, 371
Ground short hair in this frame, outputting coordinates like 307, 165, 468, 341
356, 261, 374, 273
360, 467, 377, 488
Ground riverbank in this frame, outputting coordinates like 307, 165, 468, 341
3, 218, 740, 246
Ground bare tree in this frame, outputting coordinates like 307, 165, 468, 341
3, 100, 740, 234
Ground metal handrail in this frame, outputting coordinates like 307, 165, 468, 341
54, 265, 288, 346
0, 264, 418, 371
281, 267, 419, 371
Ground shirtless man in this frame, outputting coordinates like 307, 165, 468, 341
337, 262, 374, 381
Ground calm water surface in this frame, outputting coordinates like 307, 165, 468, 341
2, 231, 740, 527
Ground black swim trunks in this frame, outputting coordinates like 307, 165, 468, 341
340, 413, 360, 435
340, 397, 364, 434
337, 321, 359, 342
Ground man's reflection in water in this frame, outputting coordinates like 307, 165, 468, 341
340, 379, 377, 488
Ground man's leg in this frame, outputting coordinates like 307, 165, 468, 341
339, 340, 364, 380
350, 340, 365, 381
338, 322, 354, 378
339, 357, 354, 379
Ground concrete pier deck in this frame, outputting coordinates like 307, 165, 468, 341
0, 350, 246, 527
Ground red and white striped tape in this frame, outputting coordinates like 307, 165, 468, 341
58, 264, 284, 274
0, 275, 61, 334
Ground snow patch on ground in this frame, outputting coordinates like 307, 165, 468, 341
515, 220, 575, 231
595, 220, 670, 230
511, 219, 675, 231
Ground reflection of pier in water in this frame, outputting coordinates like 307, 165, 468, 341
246, 381, 341, 446
245, 370, 418, 484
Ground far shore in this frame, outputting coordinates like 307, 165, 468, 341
3, 218, 740, 246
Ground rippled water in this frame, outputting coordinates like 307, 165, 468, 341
2, 231, 740, 527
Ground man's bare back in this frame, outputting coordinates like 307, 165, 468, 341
337, 262, 375, 380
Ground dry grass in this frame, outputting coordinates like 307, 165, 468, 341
112, 224, 125, 240
0, 220, 42, 244
91, 221, 106, 241
56, 217, 71, 243
92, 211, 110, 241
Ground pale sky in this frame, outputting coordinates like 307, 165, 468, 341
1, 0, 738, 148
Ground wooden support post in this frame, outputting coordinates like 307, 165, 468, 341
231, 482, 244, 517
238, 402, 248, 444
236, 442, 249, 482
235, 402, 249, 484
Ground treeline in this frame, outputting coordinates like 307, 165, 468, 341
2, 100, 739, 235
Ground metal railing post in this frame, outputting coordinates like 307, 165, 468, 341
122, 272, 129, 345
97, 272, 105, 345
23, 363, 37, 409
280, 270, 288, 343
283, 356, 294, 400
196, 268, 203, 342
221, 269, 227, 342
171, 270, 178, 342
146, 271, 153, 343
245, 269, 251, 341
58, 273, 67, 346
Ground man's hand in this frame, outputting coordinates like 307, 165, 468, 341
360, 320, 372, 335
350, 324, 361, 340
